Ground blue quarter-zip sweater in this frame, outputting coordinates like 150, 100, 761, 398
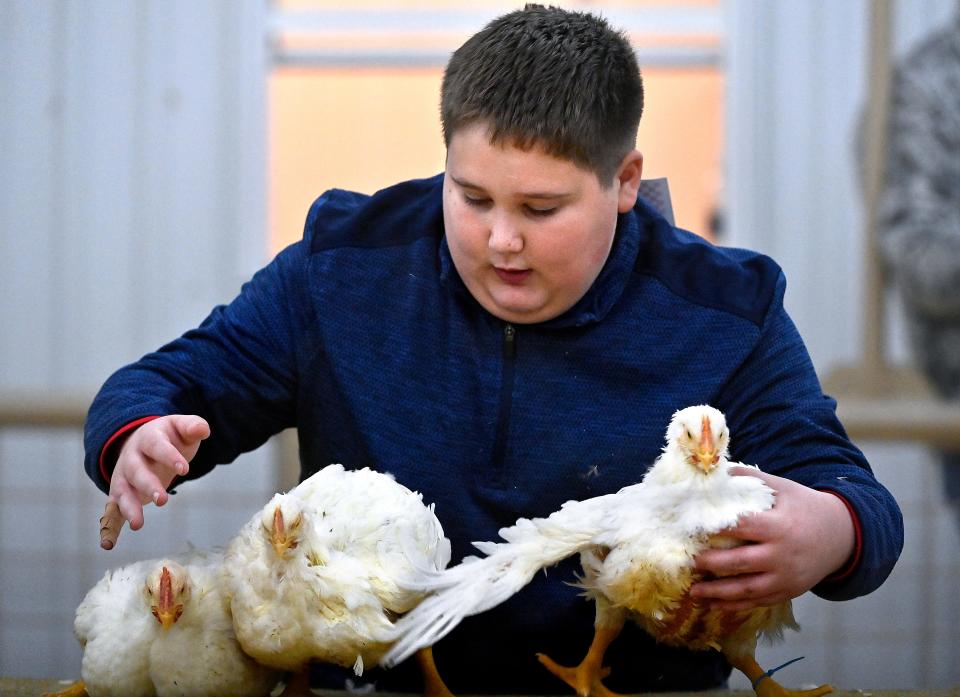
84, 173, 903, 693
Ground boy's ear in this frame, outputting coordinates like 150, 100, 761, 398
615, 150, 644, 213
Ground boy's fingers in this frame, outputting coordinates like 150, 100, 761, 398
139, 434, 188, 476
97, 415, 208, 552
724, 511, 770, 540
690, 571, 772, 602
172, 415, 210, 444
128, 465, 169, 506
696, 543, 764, 577
117, 489, 145, 531
99, 501, 125, 550
728, 466, 787, 494
699, 593, 782, 612
728, 464, 764, 478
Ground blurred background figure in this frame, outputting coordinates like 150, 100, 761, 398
874, 3, 960, 522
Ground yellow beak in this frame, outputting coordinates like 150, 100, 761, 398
694, 414, 719, 473
152, 566, 183, 630
271, 506, 296, 557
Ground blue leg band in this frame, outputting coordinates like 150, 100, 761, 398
752, 656, 806, 689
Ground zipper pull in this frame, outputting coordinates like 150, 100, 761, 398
503, 323, 516, 358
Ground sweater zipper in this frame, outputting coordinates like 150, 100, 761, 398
490, 323, 516, 480
503, 323, 516, 358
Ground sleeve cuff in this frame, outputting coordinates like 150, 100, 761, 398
98, 416, 163, 485
818, 489, 863, 583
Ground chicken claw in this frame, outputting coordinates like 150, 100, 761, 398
538, 653, 616, 697
99, 500, 124, 550
728, 654, 833, 697
40, 679, 88, 697
536, 623, 622, 697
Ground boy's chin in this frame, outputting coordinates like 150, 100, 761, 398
483, 295, 558, 325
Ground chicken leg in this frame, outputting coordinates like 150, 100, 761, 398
273, 668, 312, 697
536, 605, 626, 697
40, 680, 88, 697
416, 646, 456, 697
726, 653, 833, 697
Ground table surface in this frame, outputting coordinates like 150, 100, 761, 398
4, 679, 958, 697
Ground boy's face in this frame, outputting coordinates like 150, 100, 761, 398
444, 123, 641, 324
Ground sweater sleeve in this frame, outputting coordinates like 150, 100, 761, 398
717, 271, 904, 601
83, 239, 309, 494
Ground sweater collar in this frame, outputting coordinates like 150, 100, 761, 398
438, 206, 644, 329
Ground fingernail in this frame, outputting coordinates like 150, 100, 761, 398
152, 491, 161, 504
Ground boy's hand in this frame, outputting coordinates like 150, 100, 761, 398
689, 466, 855, 611
103, 415, 210, 543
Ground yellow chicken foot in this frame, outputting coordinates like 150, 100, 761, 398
536, 625, 622, 697
416, 646, 456, 697
728, 654, 833, 697
40, 679, 88, 697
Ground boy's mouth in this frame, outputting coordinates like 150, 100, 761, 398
494, 267, 532, 285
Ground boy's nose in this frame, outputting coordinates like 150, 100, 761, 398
488, 218, 524, 253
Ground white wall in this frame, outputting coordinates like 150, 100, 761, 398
1, 1, 269, 388
0, 0, 277, 678
724, 0, 959, 689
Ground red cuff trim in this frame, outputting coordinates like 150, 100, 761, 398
819, 489, 863, 583
99, 416, 163, 484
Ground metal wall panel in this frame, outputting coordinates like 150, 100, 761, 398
724, 0, 959, 688
0, 0, 272, 679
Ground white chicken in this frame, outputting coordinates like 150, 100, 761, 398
42, 559, 160, 697
382, 405, 832, 697
220, 463, 454, 697
147, 554, 283, 697
42, 551, 281, 697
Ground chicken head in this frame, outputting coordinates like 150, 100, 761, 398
145, 561, 189, 630
261, 493, 304, 557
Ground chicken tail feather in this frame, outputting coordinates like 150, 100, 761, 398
381, 499, 604, 668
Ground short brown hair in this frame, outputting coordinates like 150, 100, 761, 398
441, 4, 644, 183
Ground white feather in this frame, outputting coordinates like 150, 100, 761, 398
221, 463, 451, 675
69, 549, 280, 697
381, 405, 785, 669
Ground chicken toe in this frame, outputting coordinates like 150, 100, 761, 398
537, 652, 617, 697
754, 679, 833, 697
40, 680, 88, 697
536, 623, 624, 697
729, 654, 833, 697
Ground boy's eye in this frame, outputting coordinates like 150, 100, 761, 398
525, 205, 557, 217
463, 194, 491, 207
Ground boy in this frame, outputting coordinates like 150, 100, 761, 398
85, 5, 902, 692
